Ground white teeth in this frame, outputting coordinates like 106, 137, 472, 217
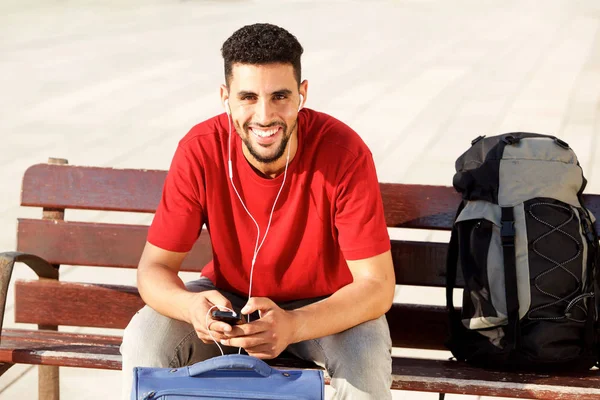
251, 127, 278, 138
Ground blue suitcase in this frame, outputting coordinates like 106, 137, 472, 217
131, 354, 325, 399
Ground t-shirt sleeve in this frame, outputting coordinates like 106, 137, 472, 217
147, 144, 205, 252
334, 151, 391, 260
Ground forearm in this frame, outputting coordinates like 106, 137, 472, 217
137, 262, 194, 324
289, 277, 394, 343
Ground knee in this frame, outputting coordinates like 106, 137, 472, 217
333, 317, 391, 367
120, 306, 194, 367
331, 337, 391, 378
121, 307, 162, 363
324, 317, 392, 389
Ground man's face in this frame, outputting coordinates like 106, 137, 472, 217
224, 63, 306, 165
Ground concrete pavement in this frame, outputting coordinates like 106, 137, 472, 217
2, 0, 600, 398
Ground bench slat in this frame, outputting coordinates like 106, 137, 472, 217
17, 219, 210, 272
14, 280, 449, 349
387, 303, 447, 350
22, 165, 463, 229
22, 164, 165, 213
16, 219, 462, 287
0, 329, 122, 370
392, 241, 455, 286
1, 328, 598, 399
15, 281, 145, 329
21, 164, 600, 232
380, 183, 459, 229
391, 357, 600, 399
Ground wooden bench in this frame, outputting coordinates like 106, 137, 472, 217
2, 158, 600, 400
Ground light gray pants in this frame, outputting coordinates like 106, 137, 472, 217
120, 278, 392, 399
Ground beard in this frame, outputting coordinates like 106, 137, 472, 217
239, 119, 297, 164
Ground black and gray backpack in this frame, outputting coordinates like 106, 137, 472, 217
446, 132, 600, 370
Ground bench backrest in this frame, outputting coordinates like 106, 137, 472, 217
13, 161, 600, 350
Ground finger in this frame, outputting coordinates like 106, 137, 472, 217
199, 335, 228, 344
197, 320, 230, 339
245, 345, 278, 359
197, 331, 227, 343
244, 342, 275, 353
209, 321, 234, 333
245, 352, 273, 359
203, 290, 234, 309
241, 297, 276, 315
194, 320, 231, 338
221, 332, 269, 348
224, 320, 269, 337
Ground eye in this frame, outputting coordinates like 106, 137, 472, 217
240, 94, 257, 101
273, 93, 287, 101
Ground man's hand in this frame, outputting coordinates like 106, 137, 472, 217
187, 290, 238, 344
220, 297, 297, 359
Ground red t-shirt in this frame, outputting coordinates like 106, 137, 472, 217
148, 108, 390, 301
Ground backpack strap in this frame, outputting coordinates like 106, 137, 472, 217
501, 206, 520, 351
577, 201, 600, 367
580, 201, 600, 358
446, 201, 465, 313
576, 196, 599, 324
446, 201, 466, 359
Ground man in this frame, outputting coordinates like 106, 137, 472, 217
121, 23, 395, 399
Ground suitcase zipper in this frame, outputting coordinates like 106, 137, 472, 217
144, 389, 310, 399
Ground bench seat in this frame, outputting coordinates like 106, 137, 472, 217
2, 328, 600, 399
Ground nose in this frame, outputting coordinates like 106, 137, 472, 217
253, 98, 275, 125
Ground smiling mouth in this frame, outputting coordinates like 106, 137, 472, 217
250, 126, 280, 138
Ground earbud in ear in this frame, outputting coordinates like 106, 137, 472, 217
224, 99, 231, 115
298, 94, 304, 112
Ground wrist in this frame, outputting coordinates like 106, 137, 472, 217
176, 290, 196, 324
288, 309, 305, 344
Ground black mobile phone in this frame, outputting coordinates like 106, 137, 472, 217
211, 310, 242, 325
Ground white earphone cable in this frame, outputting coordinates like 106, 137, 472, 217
247, 136, 291, 314
220, 106, 292, 354
227, 113, 263, 272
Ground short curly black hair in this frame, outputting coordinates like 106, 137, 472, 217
221, 23, 304, 87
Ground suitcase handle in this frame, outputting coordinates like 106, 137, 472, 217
188, 355, 272, 377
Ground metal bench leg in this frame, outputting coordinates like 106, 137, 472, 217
38, 322, 60, 400
39, 365, 59, 400
439, 394, 445, 400
37, 159, 65, 400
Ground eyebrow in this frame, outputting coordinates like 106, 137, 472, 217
236, 89, 293, 98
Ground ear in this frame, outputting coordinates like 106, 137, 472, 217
220, 85, 230, 114
298, 80, 308, 110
